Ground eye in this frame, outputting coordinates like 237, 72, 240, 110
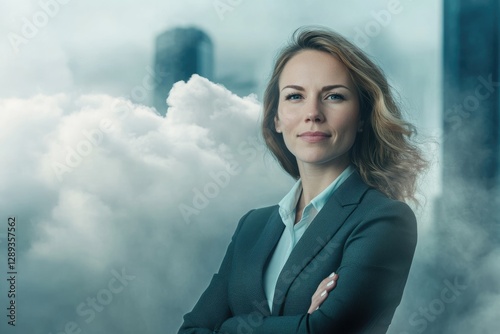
285, 93, 303, 101
326, 93, 345, 101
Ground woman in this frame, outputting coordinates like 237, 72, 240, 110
178, 27, 426, 333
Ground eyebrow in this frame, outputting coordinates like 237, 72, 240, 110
280, 84, 351, 92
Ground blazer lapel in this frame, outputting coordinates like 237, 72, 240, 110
245, 207, 284, 316
271, 172, 369, 315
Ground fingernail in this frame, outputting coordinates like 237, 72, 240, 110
327, 280, 335, 287
329, 272, 336, 278
320, 290, 327, 297
315, 306, 319, 310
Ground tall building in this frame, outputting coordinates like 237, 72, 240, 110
439, 0, 500, 243
432, 0, 499, 332
441, 0, 500, 211
153, 27, 213, 115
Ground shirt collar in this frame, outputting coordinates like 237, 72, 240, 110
278, 165, 355, 225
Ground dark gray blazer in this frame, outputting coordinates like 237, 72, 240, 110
179, 171, 417, 333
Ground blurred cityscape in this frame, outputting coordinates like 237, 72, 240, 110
152, 26, 256, 115
150, 0, 499, 331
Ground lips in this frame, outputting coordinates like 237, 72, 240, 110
298, 131, 331, 143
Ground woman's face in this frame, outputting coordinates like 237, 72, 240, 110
275, 49, 361, 173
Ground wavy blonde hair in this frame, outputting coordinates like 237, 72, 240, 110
262, 27, 427, 202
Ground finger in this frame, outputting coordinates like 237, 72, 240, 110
307, 290, 328, 313
320, 272, 338, 286
324, 277, 337, 292
309, 289, 330, 313
326, 272, 338, 282
310, 275, 338, 302
308, 273, 339, 314
313, 277, 338, 302
317, 273, 338, 292
313, 286, 333, 306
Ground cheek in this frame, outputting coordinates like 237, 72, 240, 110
343, 105, 360, 127
333, 112, 359, 133
276, 109, 298, 129
333, 116, 360, 147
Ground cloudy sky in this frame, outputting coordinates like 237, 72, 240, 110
3, 1, 497, 333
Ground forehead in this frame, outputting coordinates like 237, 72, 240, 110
279, 49, 353, 88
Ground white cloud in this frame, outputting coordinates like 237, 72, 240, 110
0, 74, 292, 333
0, 73, 497, 334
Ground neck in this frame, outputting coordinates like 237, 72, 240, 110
297, 161, 349, 207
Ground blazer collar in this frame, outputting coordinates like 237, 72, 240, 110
271, 171, 370, 315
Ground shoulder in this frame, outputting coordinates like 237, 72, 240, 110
333, 171, 417, 245
349, 187, 418, 259
335, 170, 416, 225
334, 184, 418, 271
360, 187, 416, 222
234, 204, 279, 233
247, 204, 279, 219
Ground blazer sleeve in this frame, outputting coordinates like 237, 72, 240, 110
218, 200, 417, 334
178, 209, 254, 334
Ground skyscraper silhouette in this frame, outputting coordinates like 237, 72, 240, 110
153, 27, 213, 115
432, 0, 499, 332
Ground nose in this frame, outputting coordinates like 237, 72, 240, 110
305, 99, 325, 123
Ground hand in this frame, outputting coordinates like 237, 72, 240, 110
307, 272, 338, 314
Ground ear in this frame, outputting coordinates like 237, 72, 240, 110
274, 115, 282, 133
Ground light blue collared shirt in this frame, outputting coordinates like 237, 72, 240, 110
263, 165, 355, 311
